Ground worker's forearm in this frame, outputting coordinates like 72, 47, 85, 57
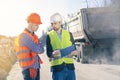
25, 39, 44, 53
60, 45, 76, 57
20, 34, 44, 53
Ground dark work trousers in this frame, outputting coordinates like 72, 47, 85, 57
52, 66, 76, 80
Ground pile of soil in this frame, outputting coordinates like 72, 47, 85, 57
0, 37, 17, 80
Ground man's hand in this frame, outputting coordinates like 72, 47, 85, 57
71, 50, 78, 56
52, 50, 61, 57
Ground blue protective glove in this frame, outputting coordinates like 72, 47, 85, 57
38, 42, 44, 53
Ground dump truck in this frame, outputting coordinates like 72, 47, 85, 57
65, 7, 120, 63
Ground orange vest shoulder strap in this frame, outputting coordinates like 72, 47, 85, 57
23, 30, 38, 44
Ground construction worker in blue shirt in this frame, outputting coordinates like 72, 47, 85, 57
46, 13, 78, 80
15, 13, 44, 80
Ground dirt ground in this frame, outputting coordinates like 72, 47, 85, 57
7, 53, 120, 80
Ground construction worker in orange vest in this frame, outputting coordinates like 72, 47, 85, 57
15, 13, 44, 80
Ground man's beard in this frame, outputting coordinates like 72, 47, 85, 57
53, 27, 59, 31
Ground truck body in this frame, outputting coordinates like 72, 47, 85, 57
65, 7, 120, 63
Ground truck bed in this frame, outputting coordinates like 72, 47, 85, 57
82, 7, 120, 39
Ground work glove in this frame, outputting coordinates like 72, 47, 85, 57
39, 58, 43, 64
38, 42, 44, 53
29, 68, 37, 79
38, 39, 45, 53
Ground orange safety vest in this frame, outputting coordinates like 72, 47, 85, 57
15, 29, 43, 68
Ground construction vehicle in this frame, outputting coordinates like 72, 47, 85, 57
64, 7, 120, 63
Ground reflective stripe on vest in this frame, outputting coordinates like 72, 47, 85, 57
15, 29, 40, 68
48, 29, 74, 66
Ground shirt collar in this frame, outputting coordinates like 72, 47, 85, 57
25, 28, 34, 35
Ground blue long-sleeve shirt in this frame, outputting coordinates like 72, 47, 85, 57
19, 29, 44, 70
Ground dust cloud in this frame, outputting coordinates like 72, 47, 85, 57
84, 6, 120, 64
112, 39, 120, 64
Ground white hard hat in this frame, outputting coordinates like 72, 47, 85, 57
50, 13, 62, 23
